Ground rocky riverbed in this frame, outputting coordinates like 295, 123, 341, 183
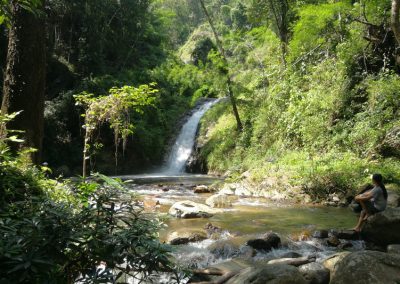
123, 175, 400, 284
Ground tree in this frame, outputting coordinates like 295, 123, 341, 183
1, 0, 46, 164
392, 0, 400, 45
199, 0, 243, 131
249, 0, 290, 65
75, 84, 157, 178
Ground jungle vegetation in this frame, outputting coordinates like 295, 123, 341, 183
0, 0, 399, 282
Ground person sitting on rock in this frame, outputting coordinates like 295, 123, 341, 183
353, 173, 388, 232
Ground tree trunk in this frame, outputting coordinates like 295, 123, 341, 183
199, 0, 243, 131
392, 0, 400, 46
1, 0, 46, 164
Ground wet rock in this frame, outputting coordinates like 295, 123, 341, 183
387, 190, 400, 208
299, 262, 330, 284
161, 187, 169, 192
193, 185, 211, 193
338, 241, 353, 250
167, 230, 207, 245
246, 232, 281, 251
267, 255, 316, 266
281, 251, 303, 258
205, 194, 232, 208
204, 222, 223, 239
364, 241, 386, 251
361, 207, 400, 246
312, 230, 328, 239
238, 245, 256, 259
169, 200, 219, 218
387, 244, 400, 254
208, 239, 241, 259
326, 236, 341, 247
291, 230, 312, 241
226, 264, 307, 284
330, 229, 359, 240
330, 251, 400, 283
322, 252, 351, 278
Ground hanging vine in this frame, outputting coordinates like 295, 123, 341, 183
74, 84, 158, 178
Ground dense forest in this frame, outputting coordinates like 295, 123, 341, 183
0, 0, 400, 283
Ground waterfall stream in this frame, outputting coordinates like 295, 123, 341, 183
163, 99, 219, 174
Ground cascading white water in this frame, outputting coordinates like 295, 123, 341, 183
163, 99, 219, 174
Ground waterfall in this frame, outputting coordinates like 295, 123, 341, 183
163, 99, 219, 174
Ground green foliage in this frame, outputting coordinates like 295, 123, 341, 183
190, 0, 400, 199
0, 179, 174, 283
75, 84, 158, 176
0, 0, 43, 25
288, 1, 351, 65
0, 114, 174, 283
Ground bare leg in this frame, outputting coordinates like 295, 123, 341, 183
353, 210, 366, 232
359, 201, 370, 220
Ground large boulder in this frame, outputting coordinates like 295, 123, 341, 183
246, 232, 281, 251
387, 190, 400, 208
219, 183, 252, 196
322, 252, 351, 277
168, 200, 219, 218
226, 264, 307, 284
330, 251, 400, 284
330, 229, 359, 240
298, 262, 330, 284
206, 194, 232, 208
361, 207, 400, 246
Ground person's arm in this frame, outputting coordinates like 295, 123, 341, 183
355, 190, 374, 201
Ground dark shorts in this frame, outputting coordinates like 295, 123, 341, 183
363, 200, 380, 215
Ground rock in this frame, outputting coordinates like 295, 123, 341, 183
204, 222, 223, 238
326, 236, 341, 247
226, 264, 307, 284
292, 230, 312, 241
281, 251, 303, 258
299, 262, 330, 284
349, 200, 362, 213
193, 185, 211, 193
330, 251, 400, 283
208, 239, 241, 259
267, 255, 316, 266
322, 252, 351, 277
312, 230, 329, 239
387, 244, 400, 254
167, 230, 207, 245
377, 125, 400, 158
211, 259, 253, 274
246, 232, 281, 251
387, 190, 400, 208
338, 241, 353, 250
168, 200, 219, 218
235, 183, 252, 196
361, 207, 400, 246
205, 194, 232, 208
330, 229, 359, 240
219, 184, 236, 195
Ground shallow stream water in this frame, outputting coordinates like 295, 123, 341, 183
116, 174, 365, 283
